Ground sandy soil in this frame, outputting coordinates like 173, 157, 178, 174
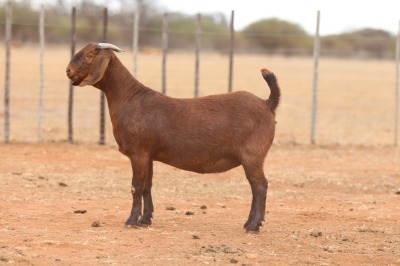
1, 143, 399, 265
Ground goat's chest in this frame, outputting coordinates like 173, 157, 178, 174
111, 115, 155, 156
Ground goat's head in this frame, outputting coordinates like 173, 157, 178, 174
66, 42, 123, 87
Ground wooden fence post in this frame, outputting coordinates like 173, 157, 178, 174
162, 13, 168, 95
132, 2, 140, 77
395, 20, 400, 146
227, 10, 235, 93
68, 7, 76, 144
38, 5, 45, 142
310, 10, 320, 145
4, 0, 12, 143
194, 13, 201, 97
99, 7, 108, 145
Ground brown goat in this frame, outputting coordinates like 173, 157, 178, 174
66, 42, 281, 232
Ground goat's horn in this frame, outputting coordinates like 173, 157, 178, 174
97, 43, 124, 52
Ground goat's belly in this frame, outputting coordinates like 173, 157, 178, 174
156, 155, 241, 174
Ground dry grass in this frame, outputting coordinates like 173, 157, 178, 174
0, 45, 397, 145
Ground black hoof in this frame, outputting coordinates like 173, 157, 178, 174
139, 217, 152, 226
245, 226, 260, 233
125, 215, 140, 228
124, 224, 139, 229
244, 220, 264, 232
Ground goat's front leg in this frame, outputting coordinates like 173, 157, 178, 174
140, 161, 154, 226
125, 157, 149, 228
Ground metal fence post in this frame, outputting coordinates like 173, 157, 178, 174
68, 7, 76, 144
194, 13, 201, 97
132, 2, 140, 77
4, 0, 12, 143
99, 7, 108, 145
395, 20, 400, 146
310, 10, 320, 144
228, 10, 235, 93
162, 13, 168, 95
38, 5, 45, 142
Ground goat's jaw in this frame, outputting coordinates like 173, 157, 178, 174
67, 73, 83, 86
68, 77, 82, 86
72, 80, 82, 86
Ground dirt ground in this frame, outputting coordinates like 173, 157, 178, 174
0, 143, 399, 265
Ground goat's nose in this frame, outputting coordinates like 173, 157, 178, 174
66, 68, 71, 75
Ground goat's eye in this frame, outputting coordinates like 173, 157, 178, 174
85, 53, 95, 61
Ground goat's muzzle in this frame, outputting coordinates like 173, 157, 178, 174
66, 67, 82, 86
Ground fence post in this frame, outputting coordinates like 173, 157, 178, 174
228, 10, 235, 93
68, 7, 76, 144
395, 20, 400, 146
132, 2, 140, 77
38, 4, 45, 142
310, 10, 320, 145
4, 0, 12, 143
194, 13, 201, 97
99, 7, 108, 145
162, 13, 168, 95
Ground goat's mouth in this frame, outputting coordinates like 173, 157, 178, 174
72, 80, 82, 86
69, 77, 82, 86
67, 73, 83, 86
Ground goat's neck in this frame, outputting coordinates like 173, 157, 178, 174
94, 57, 144, 110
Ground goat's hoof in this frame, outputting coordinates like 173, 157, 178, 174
246, 230, 260, 234
126, 223, 150, 229
124, 224, 139, 229
139, 217, 152, 227
138, 223, 151, 228
245, 226, 260, 233
124, 215, 140, 228
245, 225, 260, 233
244, 220, 263, 233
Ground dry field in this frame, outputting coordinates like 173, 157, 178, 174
0, 45, 399, 265
0, 144, 399, 265
0, 45, 398, 144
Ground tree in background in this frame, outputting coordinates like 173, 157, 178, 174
241, 18, 313, 55
0, 1, 38, 43
322, 28, 395, 58
143, 12, 229, 51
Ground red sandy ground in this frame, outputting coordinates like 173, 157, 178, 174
0, 143, 399, 265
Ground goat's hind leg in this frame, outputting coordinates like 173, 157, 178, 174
242, 162, 268, 232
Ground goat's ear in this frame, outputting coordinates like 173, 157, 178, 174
79, 53, 110, 87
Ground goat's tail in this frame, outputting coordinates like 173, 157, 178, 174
261, 68, 281, 113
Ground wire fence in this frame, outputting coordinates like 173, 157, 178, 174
1, 3, 400, 146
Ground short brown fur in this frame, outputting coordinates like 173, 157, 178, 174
66, 42, 281, 232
